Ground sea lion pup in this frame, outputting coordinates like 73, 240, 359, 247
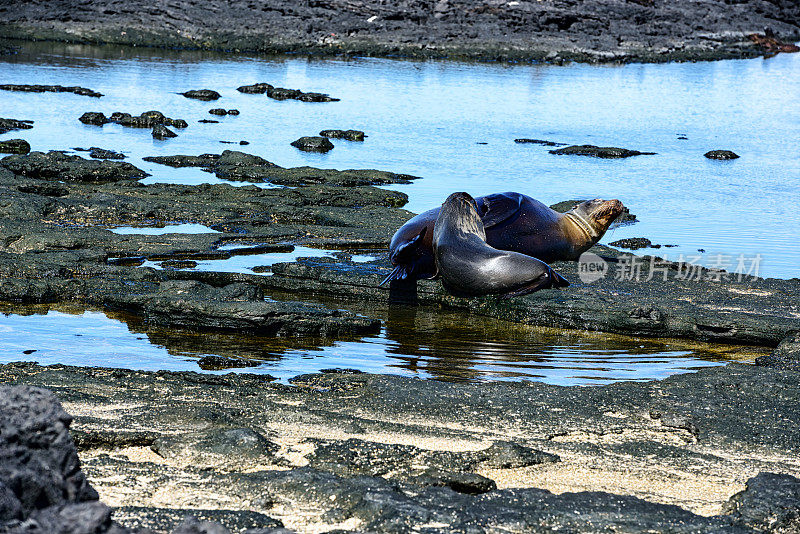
432, 192, 569, 298
382, 192, 625, 285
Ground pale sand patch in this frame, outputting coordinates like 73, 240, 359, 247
726, 288, 774, 297
114, 445, 164, 464
478, 461, 750, 517
63, 402, 146, 419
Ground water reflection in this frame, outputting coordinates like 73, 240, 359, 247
0, 300, 763, 385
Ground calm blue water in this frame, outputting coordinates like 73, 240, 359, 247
1, 42, 798, 278
0, 305, 755, 385
0, 42, 791, 383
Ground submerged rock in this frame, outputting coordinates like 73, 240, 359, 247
152, 124, 178, 139
161, 259, 199, 269
291, 136, 334, 153
0, 118, 33, 134
197, 355, 260, 370
0, 139, 30, 154
181, 89, 222, 101
319, 129, 365, 141
74, 147, 126, 159
514, 138, 567, 146
0, 151, 148, 183
705, 150, 740, 160
101, 280, 380, 336
143, 153, 222, 168
549, 144, 656, 158
0, 83, 102, 97
88, 147, 126, 159
237, 82, 273, 94
79, 111, 110, 125
296, 92, 338, 102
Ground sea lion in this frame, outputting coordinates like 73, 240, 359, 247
383, 192, 625, 284
432, 192, 569, 298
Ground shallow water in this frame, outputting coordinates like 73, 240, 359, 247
141, 245, 341, 273
109, 223, 220, 235
0, 303, 761, 385
0, 41, 792, 383
1, 41, 798, 279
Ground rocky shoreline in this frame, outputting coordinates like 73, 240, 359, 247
1, 0, 799, 63
2, 356, 800, 532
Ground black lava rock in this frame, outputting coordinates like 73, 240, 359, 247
0, 139, 30, 154
152, 124, 178, 139
197, 355, 260, 370
0, 385, 100, 522
181, 89, 222, 101
79, 112, 110, 125
550, 144, 656, 158
319, 129, 365, 141
514, 138, 566, 146
73, 147, 126, 159
89, 148, 125, 160
704, 150, 740, 160
0, 84, 103, 97
110, 110, 187, 129
609, 237, 655, 250
266, 86, 339, 102
0, 118, 34, 134
755, 331, 800, 370
1, 151, 148, 183
290, 136, 334, 152
209, 109, 239, 116
237, 83, 273, 94
722, 472, 800, 532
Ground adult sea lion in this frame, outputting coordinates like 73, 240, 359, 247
382, 192, 625, 284
432, 192, 569, 298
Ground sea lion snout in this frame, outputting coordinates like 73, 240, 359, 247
576, 198, 626, 227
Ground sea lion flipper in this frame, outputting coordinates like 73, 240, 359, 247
479, 192, 524, 229
498, 266, 569, 299
379, 264, 406, 286
381, 227, 431, 286
390, 227, 427, 263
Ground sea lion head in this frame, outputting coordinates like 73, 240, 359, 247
567, 199, 626, 243
437, 192, 485, 238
